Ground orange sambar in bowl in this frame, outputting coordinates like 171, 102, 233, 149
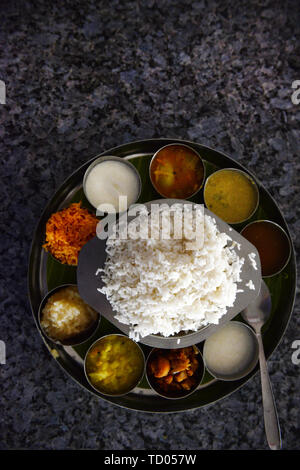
149, 144, 205, 199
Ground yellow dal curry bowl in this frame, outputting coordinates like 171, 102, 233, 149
203, 168, 259, 225
84, 334, 145, 396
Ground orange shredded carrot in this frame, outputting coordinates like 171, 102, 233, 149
43, 202, 98, 265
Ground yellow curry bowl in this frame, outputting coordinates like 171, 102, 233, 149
84, 334, 145, 397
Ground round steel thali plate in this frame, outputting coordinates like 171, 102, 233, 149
28, 138, 296, 413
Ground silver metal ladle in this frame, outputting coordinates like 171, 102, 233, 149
241, 280, 282, 450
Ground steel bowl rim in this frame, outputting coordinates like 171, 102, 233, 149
145, 345, 205, 400
203, 167, 260, 225
28, 137, 297, 413
202, 320, 259, 382
38, 283, 101, 347
149, 142, 206, 200
84, 333, 146, 397
241, 219, 292, 278
82, 155, 142, 213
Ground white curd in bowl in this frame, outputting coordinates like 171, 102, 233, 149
84, 159, 140, 213
203, 321, 259, 380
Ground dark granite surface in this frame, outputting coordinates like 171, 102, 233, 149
0, 0, 299, 450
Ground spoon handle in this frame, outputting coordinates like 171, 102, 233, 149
256, 331, 282, 450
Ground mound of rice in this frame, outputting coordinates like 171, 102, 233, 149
98, 205, 244, 340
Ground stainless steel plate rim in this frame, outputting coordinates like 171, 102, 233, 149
27, 138, 297, 413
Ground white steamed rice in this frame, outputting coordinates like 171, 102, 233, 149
98, 205, 244, 340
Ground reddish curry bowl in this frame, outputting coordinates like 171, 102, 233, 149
241, 220, 291, 277
149, 143, 205, 199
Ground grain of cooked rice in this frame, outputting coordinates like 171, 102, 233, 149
246, 280, 255, 290
248, 252, 258, 270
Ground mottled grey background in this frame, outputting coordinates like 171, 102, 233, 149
0, 0, 299, 450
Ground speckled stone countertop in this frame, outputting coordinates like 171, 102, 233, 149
0, 0, 299, 450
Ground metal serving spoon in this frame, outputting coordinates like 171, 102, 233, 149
241, 280, 282, 450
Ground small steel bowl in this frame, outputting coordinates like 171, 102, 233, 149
149, 143, 206, 200
203, 167, 259, 225
38, 284, 101, 347
203, 321, 259, 381
83, 155, 142, 213
84, 334, 145, 397
145, 345, 205, 400
241, 219, 291, 278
